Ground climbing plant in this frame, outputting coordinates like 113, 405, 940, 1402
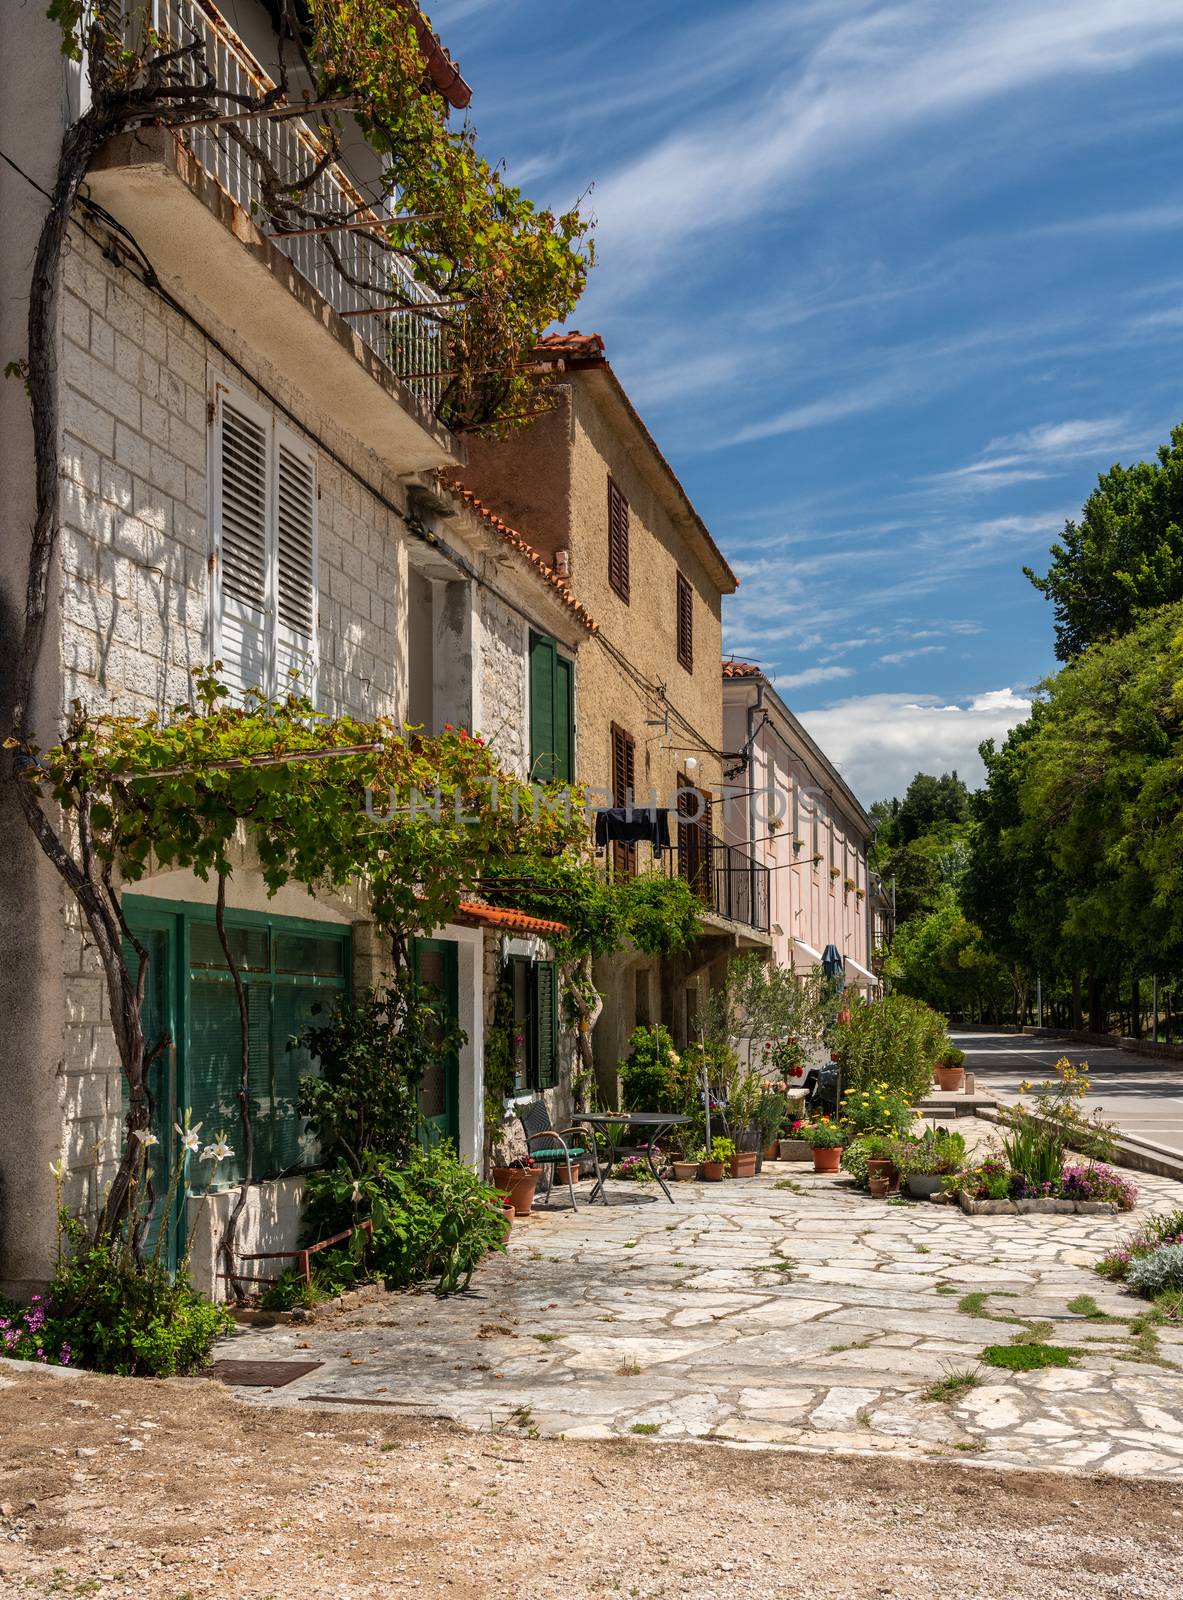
6, 669, 584, 1279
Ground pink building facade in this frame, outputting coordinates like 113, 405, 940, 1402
721, 662, 878, 991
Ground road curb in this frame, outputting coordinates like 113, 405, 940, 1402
973, 1106, 1183, 1184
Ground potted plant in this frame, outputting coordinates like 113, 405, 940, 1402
779, 1119, 812, 1161
868, 1173, 890, 1199
756, 1084, 788, 1163
935, 1045, 967, 1093
731, 1144, 758, 1179
491, 1156, 541, 1216
702, 1136, 734, 1181
896, 1128, 967, 1197
799, 1118, 844, 1173
862, 1133, 902, 1195
671, 1152, 701, 1181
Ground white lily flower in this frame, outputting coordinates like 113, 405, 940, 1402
351, 1180, 362, 1203
49, 1158, 67, 1181
201, 1136, 233, 1164
133, 1129, 160, 1148
180, 1129, 200, 1154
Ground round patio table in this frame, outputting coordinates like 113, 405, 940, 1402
578, 1112, 692, 1203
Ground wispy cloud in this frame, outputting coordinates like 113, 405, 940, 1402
770, 664, 855, 690
591, 0, 1183, 294
925, 416, 1137, 493
878, 645, 945, 666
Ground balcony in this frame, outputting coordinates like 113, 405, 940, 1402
86, 0, 459, 470
670, 819, 771, 934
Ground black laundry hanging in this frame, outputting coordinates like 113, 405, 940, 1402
594, 808, 672, 853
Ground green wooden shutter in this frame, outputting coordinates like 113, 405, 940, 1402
529, 631, 557, 782
554, 652, 574, 784
534, 961, 558, 1089
188, 977, 251, 1188
268, 984, 323, 1176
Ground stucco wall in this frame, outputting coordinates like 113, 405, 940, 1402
722, 683, 873, 982
457, 389, 573, 560
477, 585, 529, 780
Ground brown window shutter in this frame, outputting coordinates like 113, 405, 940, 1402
608, 477, 630, 603
676, 571, 693, 671
610, 723, 637, 878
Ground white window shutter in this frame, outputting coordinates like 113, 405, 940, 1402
273, 426, 318, 702
212, 392, 270, 698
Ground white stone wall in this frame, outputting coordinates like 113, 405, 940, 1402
477, 586, 528, 779
58, 225, 410, 723
48, 219, 424, 1260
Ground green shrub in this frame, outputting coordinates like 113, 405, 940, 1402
839, 1082, 915, 1137
31, 1216, 233, 1377
830, 994, 946, 1105
304, 1143, 508, 1296
1096, 1209, 1183, 1279
260, 1269, 328, 1312
1126, 1244, 1183, 1298
895, 1127, 966, 1177
297, 972, 465, 1173
620, 1024, 697, 1114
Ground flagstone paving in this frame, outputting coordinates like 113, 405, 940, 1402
222, 1163, 1183, 1478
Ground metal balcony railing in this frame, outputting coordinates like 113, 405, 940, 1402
670, 819, 771, 933
145, 0, 445, 414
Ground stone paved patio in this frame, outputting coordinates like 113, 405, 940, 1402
222, 1161, 1183, 1478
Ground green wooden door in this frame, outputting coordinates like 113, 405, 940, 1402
122, 910, 181, 1271
412, 938, 460, 1148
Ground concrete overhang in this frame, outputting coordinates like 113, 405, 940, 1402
86, 129, 462, 474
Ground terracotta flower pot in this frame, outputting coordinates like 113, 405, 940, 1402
779, 1138, 810, 1162
811, 1146, 842, 1173
552, 1163, 580, 1186
730, 1150, 758, 1179
702, 1160, 726, 1182
492, 1166, 540, 1216
671, 1160, 700, 1182
763, 1143, 779, 1162
868, 1175, 890, 1198
502, 1200, 515, 1228
866, 1158, 901, 1195
935, 1065, 966, 1093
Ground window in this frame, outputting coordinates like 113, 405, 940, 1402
509, 957, 558, 1091
210, 379, 318, 702
529, 631, 575, 783
610, 723, 637, 877
123, 900, 351, 1194
676, 571, 693, 671
608, 477, 630, 602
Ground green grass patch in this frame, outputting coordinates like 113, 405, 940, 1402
1010, 1320, 1055, 1344
980, 1342, 1076, 1372
958, 1291, 990, 1317
952, 1439, 985, 1453
532, 1332, 562, 1344
774, 1178, 804, 1193
629, 1422, 660, 1435
920, 1365, 984, 1404
935, 1283, 956, 1296
1153, 1289, 1183, 1322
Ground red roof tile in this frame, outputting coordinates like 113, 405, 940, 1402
441, 476, 598, 633
722, 659, 764, 679
405, 3, 472, 108
533, 331, 605, 363
456, 900, 566, 936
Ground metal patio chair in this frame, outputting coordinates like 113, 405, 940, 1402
518, 1097, 598, 1210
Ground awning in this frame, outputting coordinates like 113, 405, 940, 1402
844, 955, 879, 985
791, 938, 823, 965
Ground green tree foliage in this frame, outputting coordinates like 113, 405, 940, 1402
877, 771, 971, 847
1018, 603, 1183, 966
886, 896, 1013, 1022
1024, 424, 1183, 661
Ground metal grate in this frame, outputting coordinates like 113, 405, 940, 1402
207, 1358, 324, 1388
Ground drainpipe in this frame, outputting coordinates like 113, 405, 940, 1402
747, 685, 764, 932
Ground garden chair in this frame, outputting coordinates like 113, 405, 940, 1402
518, 1098, 598, 1210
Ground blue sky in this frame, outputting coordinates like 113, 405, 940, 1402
433, 0, 1183, 803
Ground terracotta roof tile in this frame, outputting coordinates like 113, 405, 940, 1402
533, 330, 605, 362
441, 476, 598, 633
722, 659, 764, 679
456, 900, 566, 936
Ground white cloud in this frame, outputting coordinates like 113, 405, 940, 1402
925, 415, 1137, 493
770, 664, 855, 690
796, 687, 1033, 803
878, 644, 945, 666
590, 0, 1183, 294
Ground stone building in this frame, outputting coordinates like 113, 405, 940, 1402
0, 1, 592, 1296
457, 333, 773, 1100
721, 661, 877, 991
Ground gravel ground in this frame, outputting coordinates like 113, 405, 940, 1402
2, 1366, 1182, 1598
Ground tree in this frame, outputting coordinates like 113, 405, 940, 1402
886, 895, 1012, 1023
1018, 602, 1183, 971
1024, 423, 1183, 661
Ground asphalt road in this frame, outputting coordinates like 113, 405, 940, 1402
954, 1028, 1183, 1159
